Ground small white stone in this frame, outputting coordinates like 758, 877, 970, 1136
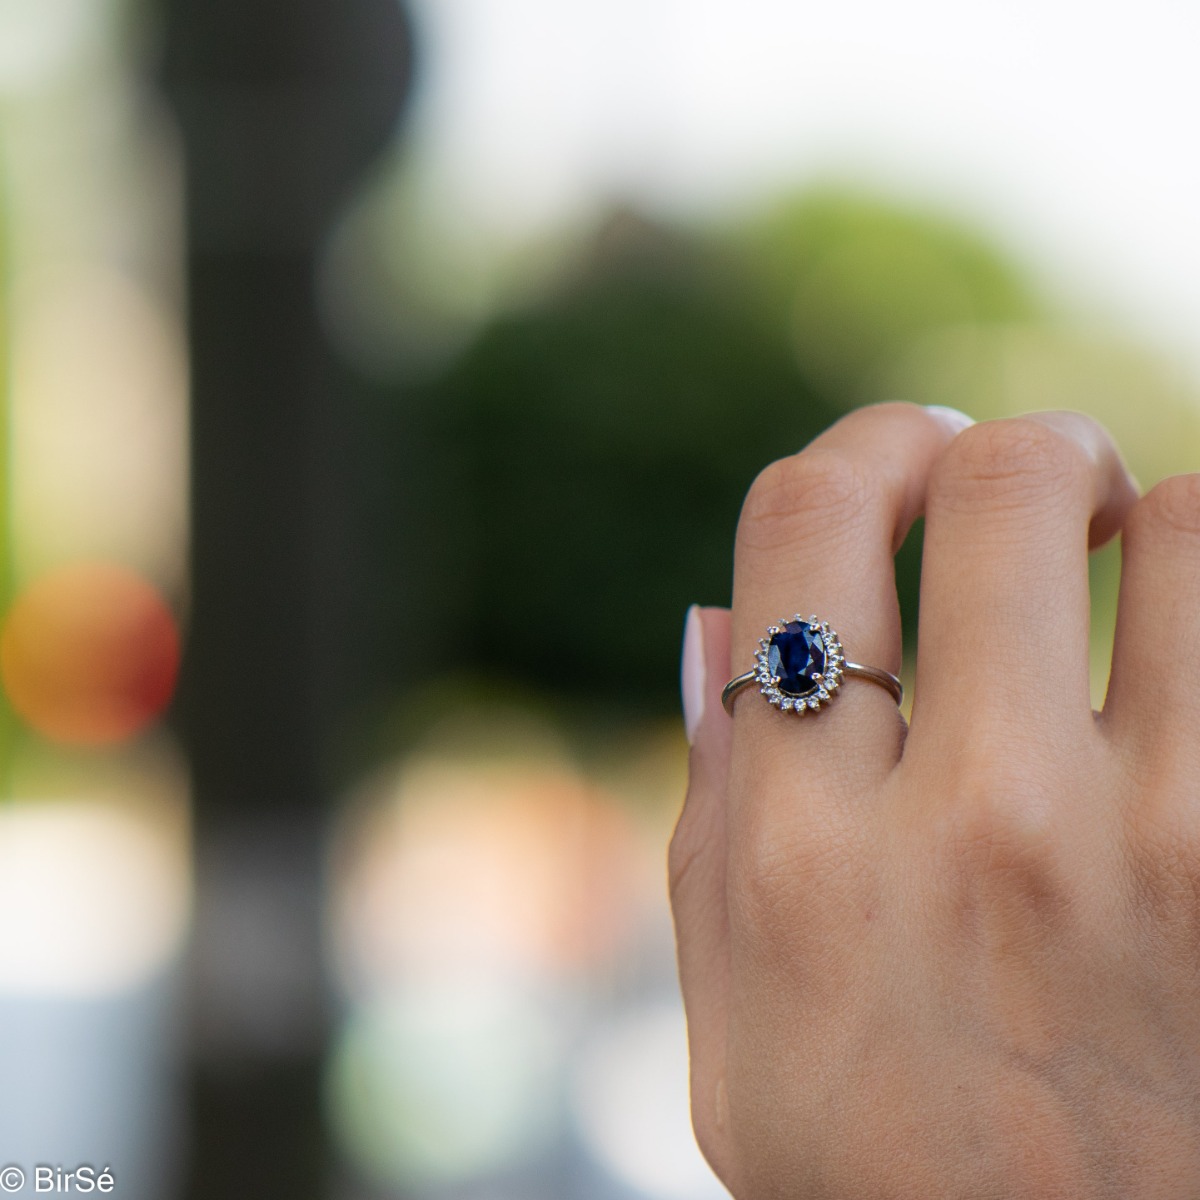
807, 697, 821, 709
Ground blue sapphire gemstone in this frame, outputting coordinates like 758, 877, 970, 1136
767, 621, 826, 697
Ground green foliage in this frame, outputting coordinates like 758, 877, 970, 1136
731, 187, 1044, 402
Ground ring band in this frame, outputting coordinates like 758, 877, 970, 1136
721, 614, 902, 716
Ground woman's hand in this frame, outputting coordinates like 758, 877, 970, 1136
671, 403, 1200, 1198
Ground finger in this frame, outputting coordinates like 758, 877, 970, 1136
671, 605, 734, 1173
910, 413, 1137, 748
1103, 475, 1200, 772
728, 402, 972, 786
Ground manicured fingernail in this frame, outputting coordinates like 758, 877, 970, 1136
925, 405, 975, 434
681, 605, 705, 744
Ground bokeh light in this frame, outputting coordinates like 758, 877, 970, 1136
0, 0, 193, 1193
0, 0, 102, 93
0, 562, 181, 746
7, 268, 189, 589
325, 714, 683, 1194
328, 986, 564, 1189
0, 740, 191, 997
331, 751, 641, 995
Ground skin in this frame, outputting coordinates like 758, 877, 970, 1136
671, 404, 1200, 1199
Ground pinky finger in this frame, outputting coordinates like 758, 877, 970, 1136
671, 605, 734, 1180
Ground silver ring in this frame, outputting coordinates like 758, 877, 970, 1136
721, 614, 902, 716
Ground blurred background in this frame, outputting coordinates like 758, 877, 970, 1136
2, 0, 1200, 1197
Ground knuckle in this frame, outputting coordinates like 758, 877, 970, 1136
946, 791, 1055, 876
728, 819, 803, 935
865, 399, 923, 421
728, 806, 861, 950
931, 752, 1073, 925
931, 417, 1089, 512
1128, 474, 1200, 540
738, 450, 877, 552
847, 399, 926, 432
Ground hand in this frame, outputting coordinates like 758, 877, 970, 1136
671, 403, 1200, 1198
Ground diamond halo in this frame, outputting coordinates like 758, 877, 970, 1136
753, 614, 846, 714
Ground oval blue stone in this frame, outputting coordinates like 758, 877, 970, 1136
767, 621, 826, 697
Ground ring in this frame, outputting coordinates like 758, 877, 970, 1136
721, 614, 902, 716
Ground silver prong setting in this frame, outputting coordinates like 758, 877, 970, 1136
753, 614, 845, 715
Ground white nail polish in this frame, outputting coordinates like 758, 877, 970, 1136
681, 606, 705, 744
925, 405, 975, 434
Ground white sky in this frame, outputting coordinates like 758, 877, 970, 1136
404, 0, 1200, 374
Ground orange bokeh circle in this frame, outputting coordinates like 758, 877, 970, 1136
0, 563, 182, 746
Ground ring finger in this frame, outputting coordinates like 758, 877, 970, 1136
727, 402, 971, 819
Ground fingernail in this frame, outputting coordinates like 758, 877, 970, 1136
681, 605, 705, 744
925, 405, 975, 434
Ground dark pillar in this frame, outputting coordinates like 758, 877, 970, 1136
159, 2, 412, 1195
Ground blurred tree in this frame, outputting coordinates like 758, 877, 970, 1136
732, 186, 1044, 403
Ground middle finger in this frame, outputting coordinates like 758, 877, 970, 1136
909, 412, 1136, 750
